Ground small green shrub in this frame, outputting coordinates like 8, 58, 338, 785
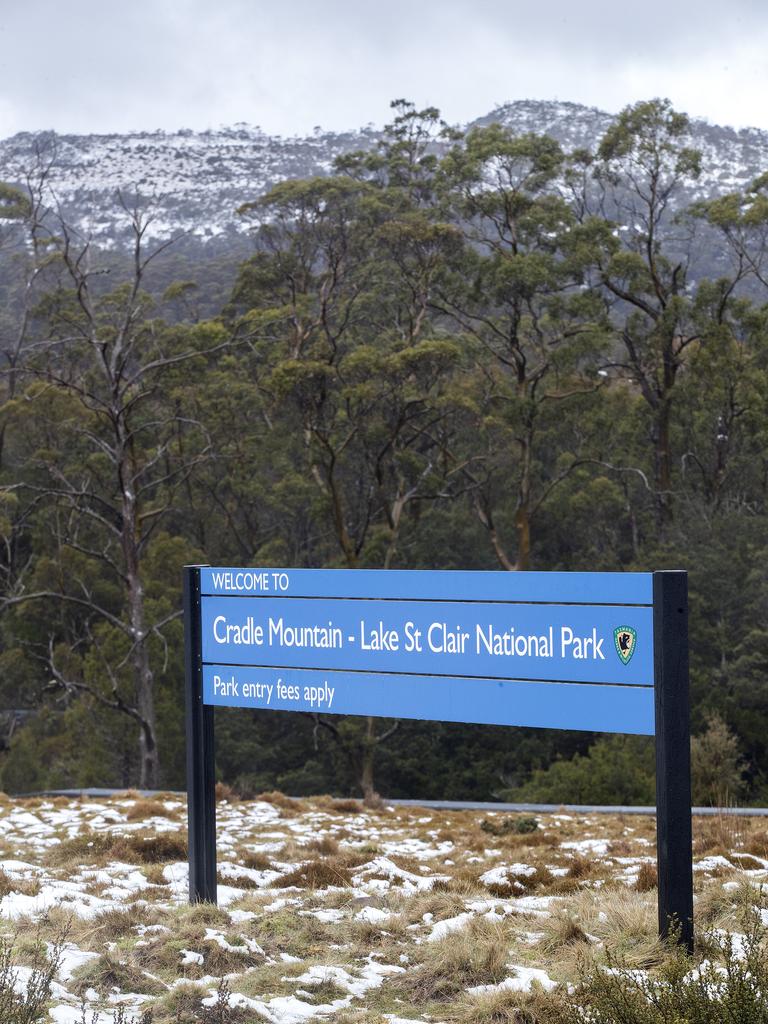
0, 927, 65, 1024
559, 917, 768, 1024
480, 815, 539, 836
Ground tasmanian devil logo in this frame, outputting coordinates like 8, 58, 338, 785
614, 626, 637, 665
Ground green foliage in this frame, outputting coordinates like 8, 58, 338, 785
2, 96, 768, 803
480, 816, 539, 836
0, 183, 32, 221
558, 917, 768, 1024
691, 713, 747, 806
0, 927, 66, 1024
505, 736, 656, 806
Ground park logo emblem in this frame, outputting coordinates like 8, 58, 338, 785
614, 626, 637, 665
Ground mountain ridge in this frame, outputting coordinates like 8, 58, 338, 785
1, 99, 766, 248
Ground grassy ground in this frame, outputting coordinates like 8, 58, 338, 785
0, 791, 767, 1022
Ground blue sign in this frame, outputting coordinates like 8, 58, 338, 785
200, 567, 652, 604
199, 568, 654, 735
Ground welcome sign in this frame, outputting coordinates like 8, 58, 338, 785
184, 566, 693, 950
198, 569, 654, 733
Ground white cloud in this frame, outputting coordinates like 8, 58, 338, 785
0, 0, 766, 135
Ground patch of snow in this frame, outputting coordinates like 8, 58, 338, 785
355, 905, 392, 923
480, 864, 536, 886
180, 950, 204, 966
562, 839, 610, 856
426, 912, 474, 941
299, 908, 345, 923
468, 964, 557, 994
694, 855, 734, 872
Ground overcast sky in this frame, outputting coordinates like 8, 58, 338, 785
1, 0, 766, 138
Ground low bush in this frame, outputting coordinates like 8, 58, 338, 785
0, 927, 65, 1024
480, 815, 539, 836
557, 916, 768, 1024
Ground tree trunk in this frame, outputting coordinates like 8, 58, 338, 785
514, 503, 531, 571
653, 396, 673, 528
515, 428, 533, 571
360, 717, 377, 800
122, 473, 159, 788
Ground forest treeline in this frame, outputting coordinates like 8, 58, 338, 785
0, 98, 766, 804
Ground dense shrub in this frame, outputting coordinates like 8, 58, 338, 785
557, 917, 768, 1024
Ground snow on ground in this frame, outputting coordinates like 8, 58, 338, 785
0, 792, 767, 1021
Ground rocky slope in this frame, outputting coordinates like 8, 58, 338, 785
1, 100, 766, 248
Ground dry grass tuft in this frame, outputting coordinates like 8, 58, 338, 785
314, 795, 365, 815
635, 862, 658, 892
566, 856, 593, 880
432, 875, 487, 897
89, 905, 151, 942
241, 849, 275, 870
246, 907, 340, 959
71, 950, 165, 997
0, 869, 40, 899
44, 830, 116, 866
403, 915, 512, 1002
298, 975, 349, 1003
170, 902, 232, 929
454, 987, 562, 1023
396, 887, 468, 925
274, 858, 353, 889
731, 852, 765, 869
609, 839, 632, 856
540, 911, 590, 952
346, 914, 407, 957
215, 781, 238, 803
305, 835, 340, 856
151, 981, 209, 1023
125, 799, 170, 821
46, 829, 187, 867
330, 798, 365, 814
119, 789, 143, 800
500, 830, 555, 849
143, 863, 168, 885
217, 868, 261, 890
693, 811, 748, 855
744, 829, 768, 857
563, 888, 664, 968
119, 832, 189, 863
486, 866, 554, 898
256, 790, 296, 810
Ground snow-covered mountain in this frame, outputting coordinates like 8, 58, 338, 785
1, 100, 766, 247
475, 100, 768, 203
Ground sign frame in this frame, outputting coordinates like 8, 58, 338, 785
183, 566, 693, 950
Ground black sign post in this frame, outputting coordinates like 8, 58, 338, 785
184, 565, 694, 948
653, 570, 693, 952
184, 565, 217, 903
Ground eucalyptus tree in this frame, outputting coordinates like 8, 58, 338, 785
234, 174, 463, 570
0, 140, 60, 418
0, 144, 65, 629
578, 99, 768, 534
578, 99, 707, 527
436, 125, 610, 570
679, 173, 768, 514
2, 201, 228, 786
696, 171, 768, 295
229, 150, 466, 796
